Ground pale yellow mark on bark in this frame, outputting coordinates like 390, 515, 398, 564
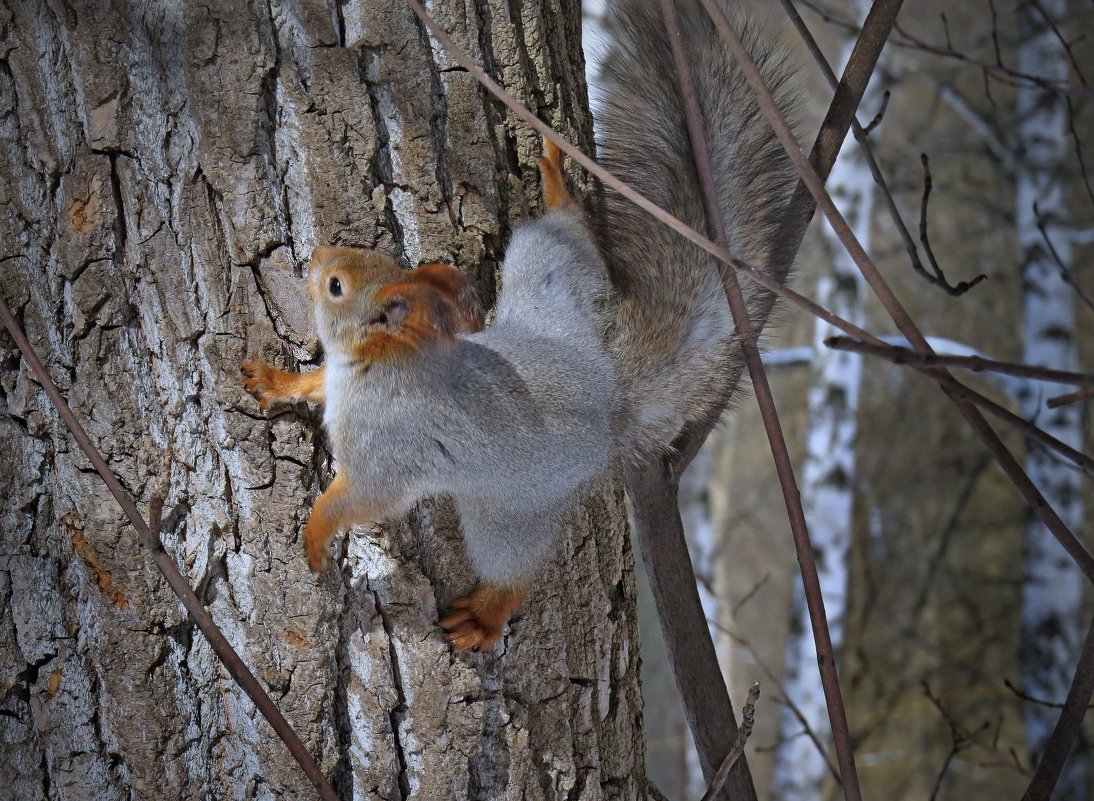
47, 667, 63, 697
64, 513, 129, 610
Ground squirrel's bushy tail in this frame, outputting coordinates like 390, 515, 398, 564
595, 0, 798, 459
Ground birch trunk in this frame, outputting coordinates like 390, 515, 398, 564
678, 445, 716, 799
1016, 1, 1089, 796
0, 2, 645, 800
771, 2, 874, 795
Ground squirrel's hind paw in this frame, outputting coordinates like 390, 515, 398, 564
538, 137, 573, 210
439, 583, 528, 652
304, 518, 335, 573
306, 544, 331, 573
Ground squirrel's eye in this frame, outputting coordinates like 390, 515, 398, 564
328, 276, 343, 298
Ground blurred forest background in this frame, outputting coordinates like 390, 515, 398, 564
582, 1, 1094, 800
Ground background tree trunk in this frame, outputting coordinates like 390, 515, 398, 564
770, 2, 876, 796
1016, 1, 1089, 797
0, 2, 645, 800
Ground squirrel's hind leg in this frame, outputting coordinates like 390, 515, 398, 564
242, 362, 326, 409
439, 502, 560, 650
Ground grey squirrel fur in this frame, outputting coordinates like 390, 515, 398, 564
321, 203, 620, 586
243, 0, 796, 648
597, 0, 797, 455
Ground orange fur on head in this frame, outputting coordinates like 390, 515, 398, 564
305, 245, 483, 366
353, 280, 469, 364
307, 246, 404, 302
409, 263, 485, 333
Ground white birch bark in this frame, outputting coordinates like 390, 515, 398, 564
679, 444, 718, 799
771, 1, 875, 795
0, 2, 646, 800
1016, 1, 1089, 796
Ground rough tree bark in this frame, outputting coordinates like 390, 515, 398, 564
0, 2, 645, 800
1016, 1, 1089, 797
771, 1, 876, 797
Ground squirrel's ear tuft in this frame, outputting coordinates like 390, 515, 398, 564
366, 296, 410, 331
409, 263, 484, 333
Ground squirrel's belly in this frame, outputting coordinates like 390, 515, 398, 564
322, 357, 357, 461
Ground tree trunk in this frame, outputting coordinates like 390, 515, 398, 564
678, 444, 716, 799
771, 1, 875, 796
0, 2, 645, 800
1016, 2, 1089, 797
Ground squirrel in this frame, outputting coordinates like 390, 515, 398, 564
242, 0, 794, 651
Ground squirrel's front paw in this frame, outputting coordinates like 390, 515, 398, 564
241, 361, 278, 409
439, 583, 528, 652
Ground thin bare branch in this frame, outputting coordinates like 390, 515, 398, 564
1048, 387, 1094, 409
988, 0, 1003, 67
1021, 619, 1094, 801
1029, 0, 1088, 89
714, 618, 844, 784
946, 379, 1094, 476
825, 336, 1094, 387
919, 153, 988, 294
863, 89, 891, 135
922, 681, 993, 801
731, 572, 772, 616
699, 683, 761, 801
1034, 202, 1094, 314
1005, 678, 1094, 710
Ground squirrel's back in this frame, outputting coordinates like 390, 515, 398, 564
595, 0, 797, 457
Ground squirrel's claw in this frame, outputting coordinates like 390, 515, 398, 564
242, 361, 326, 409
241, 361, 275, 410
439, 611, 501, 652
307, 550, 331, 573
304, 525, 333, 572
